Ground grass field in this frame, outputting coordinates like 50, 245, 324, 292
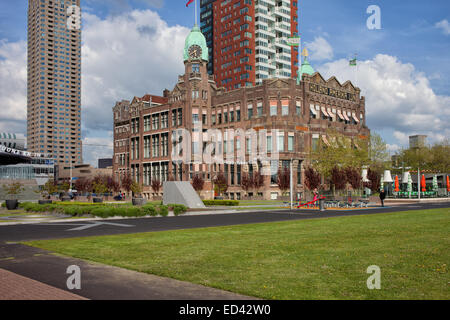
26, 208, 449, 300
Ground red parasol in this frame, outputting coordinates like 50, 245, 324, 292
447, 175, 450, 192
421, 174, 426, 192
394, 175, 400, 192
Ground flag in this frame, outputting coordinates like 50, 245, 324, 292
349, 58, 357, 66
186, 0, 194, 7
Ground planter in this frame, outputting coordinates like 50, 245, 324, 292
39, 200, 53, 205
132, 198, 147, 206
5, 200, 19, 210
93, 198, 103, 203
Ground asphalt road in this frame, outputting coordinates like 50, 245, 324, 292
0, 202, 448, 243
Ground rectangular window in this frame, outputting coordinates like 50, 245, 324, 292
278, 134, 284, 152
267, 136, 272, 153
288, 135, 294, 152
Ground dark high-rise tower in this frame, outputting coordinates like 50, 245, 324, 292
27, 0, 82, 165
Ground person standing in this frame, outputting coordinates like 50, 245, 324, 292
379, 189, 386, 207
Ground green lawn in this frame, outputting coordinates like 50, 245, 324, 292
25, 208, 449, 300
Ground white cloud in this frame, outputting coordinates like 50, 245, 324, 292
0, 39, 27, 133
318, 54, 450, 147
81, 10, 190, 132
305, 36, 334, 61
82, 133, 114, 167
435, 19, 450, 35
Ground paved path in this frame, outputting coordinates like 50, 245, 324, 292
0, 243, 255, 300
0, 267, 87, 300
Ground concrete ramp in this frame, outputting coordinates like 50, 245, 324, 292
163, 181, 206, 209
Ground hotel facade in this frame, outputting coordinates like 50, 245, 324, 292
112, 25, 370, 200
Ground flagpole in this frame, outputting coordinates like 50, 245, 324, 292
195, 0, 198, 25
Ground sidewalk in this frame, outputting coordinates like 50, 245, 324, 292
0, 268, 87, 300
0, 243, 256, 300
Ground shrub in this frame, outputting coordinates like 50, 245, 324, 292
157, 205, 169, 217
125, 207, 143, 217
167, 204, 188, 216
142, 205, 158, 216
203, 200, 239, 206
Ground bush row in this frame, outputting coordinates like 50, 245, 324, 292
202, 200, 240, 206
20, 202, 187, 218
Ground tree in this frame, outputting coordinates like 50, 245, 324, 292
366, 168, 381, 193
253, 170, 265, 192
92, 181, 108, 196
345, 167, 362, 190
395, 139, 449, 173
60, 182, 70, 193
240, 173, 253, 193
2, 182, 25, 200
40, 180, 58, 199
74, 178, 92, 195
131, 181, 143, 197
121, 174, 133, 195
192, 174, 204, 192
310, 128, 369, 179
213, 173, 228, 196
368, 132, 390, 171
304, 167, 321, 191
330, 166, 347, 191
151, 180, 162, 194
106, 175, 120, 193
277, 167, 290, 195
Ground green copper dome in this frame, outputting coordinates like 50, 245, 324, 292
297, 56, 315, 84
183, 24, 209, 62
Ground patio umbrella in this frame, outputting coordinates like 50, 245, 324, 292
407, 175, 413, 195
421, 174, 426, 192
394, 175, 400, 192
432, 175, 438, 192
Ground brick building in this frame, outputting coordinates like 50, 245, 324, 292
112, 25, 370, 200
200, 0, 299, 90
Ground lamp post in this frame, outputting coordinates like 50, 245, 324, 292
418, 167, 420, 200
290, 158, 293, 210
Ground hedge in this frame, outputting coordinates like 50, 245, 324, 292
203, 200, 239, 206
19, 202, 178, 218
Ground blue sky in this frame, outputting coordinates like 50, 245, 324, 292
0, 0, 449, 165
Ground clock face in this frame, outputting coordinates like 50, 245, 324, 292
189, 45, 202, 59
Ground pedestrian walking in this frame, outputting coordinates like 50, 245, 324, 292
379, 189, 386, 207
